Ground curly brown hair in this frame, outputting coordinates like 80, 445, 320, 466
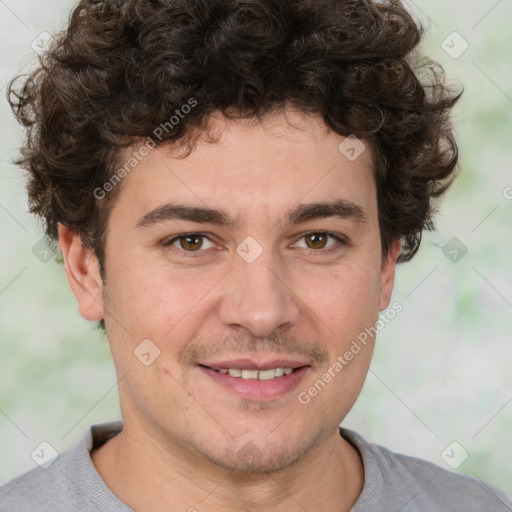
8, 0, 461, 275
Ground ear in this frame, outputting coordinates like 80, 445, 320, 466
58, 224, 104, 321
378, 239, 401, 311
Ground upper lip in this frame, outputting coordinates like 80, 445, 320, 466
200, 358, 311, 371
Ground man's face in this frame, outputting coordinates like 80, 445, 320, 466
86, 111, 398, 472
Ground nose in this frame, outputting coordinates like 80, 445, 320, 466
217, 251, 301, 338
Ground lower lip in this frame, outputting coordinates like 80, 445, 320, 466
199, 366, 310, 400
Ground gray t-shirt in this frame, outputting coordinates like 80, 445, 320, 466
1, 421, 510, 511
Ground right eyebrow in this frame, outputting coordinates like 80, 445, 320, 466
135, 203, 240, 230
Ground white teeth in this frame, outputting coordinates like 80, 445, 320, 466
215, 367, 297, 380
241, 369, 259, 379
258, 369, 277, 380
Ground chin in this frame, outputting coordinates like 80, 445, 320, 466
196, 428, 325, 474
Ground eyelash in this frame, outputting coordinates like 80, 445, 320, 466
162, 231, 348, 258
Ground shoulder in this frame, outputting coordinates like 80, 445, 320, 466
0, 453, 73, 511
341, 428, 512, 512
0, 422, 127, 512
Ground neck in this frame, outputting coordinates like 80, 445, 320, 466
92, 421, 364, 512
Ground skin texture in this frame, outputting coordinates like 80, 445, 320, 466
59, 110, 400, 512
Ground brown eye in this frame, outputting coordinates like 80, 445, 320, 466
304, 233, 329, 249
164, 233, 215, 254
294, 232, 346, 254
178, 235, 204, 251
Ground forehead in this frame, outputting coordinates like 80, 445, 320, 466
112, 111, 377, 227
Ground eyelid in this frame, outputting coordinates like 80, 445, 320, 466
291, 231, 348, 252
163, 232, 214, 245
162, 232, 217, 255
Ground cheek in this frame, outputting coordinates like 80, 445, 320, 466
299, 268, 380, 407
105, 255, 206, 331
102, 261, 226, 383
301, 263, 382, 334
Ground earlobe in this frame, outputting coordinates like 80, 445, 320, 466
378, 239, 401, 312
58, 224, 105, 322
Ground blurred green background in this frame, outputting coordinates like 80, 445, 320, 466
1, 0, 511, 496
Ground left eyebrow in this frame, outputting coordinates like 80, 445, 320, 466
284, 199, 368, 226
135, 199, 368, 230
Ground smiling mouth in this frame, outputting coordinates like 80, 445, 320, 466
201, 365, 300, 381
198, 362, 311, 400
